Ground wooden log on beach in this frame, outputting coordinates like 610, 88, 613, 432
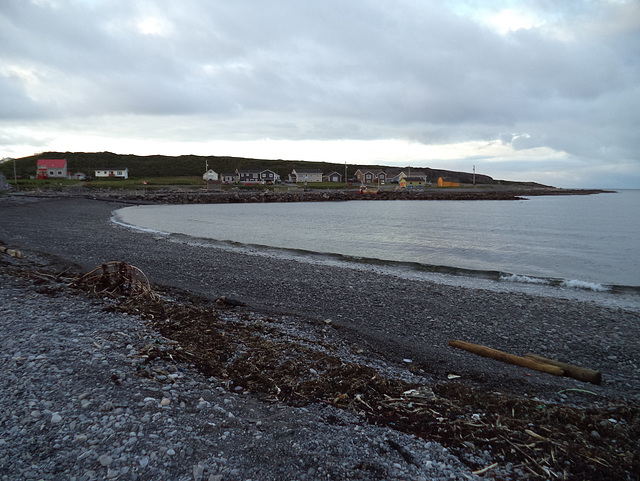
448, 340, 565, 376
525, 353, 602, 385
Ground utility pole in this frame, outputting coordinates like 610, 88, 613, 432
13, 157, 19, 191
473, 165, 476, 185
344, 161, 347, 187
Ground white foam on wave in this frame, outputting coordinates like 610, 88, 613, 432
499, 274, 551, 285
560, 279, 610, 292
111, 215, 170, 236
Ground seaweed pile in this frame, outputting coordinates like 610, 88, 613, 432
10, 257, 639, 480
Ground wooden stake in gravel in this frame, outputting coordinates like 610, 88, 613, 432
448, 340, 565, 376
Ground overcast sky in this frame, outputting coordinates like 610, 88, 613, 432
1, 0, 639, 188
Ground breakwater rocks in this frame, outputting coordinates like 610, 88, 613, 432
73, 186, 609, 205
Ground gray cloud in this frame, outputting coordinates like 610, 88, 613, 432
1, 0, 639, 186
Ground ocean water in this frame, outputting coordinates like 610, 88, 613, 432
113, 190, 640, 309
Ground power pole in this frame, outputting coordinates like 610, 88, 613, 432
344, 161, 347, 187
13, 157, 19, 191
473, 165, 476, 185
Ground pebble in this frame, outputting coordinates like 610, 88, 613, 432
5, 220, 637, 481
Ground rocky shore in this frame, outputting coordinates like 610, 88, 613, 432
1, 193, 638, 480
14, 185, 611, 205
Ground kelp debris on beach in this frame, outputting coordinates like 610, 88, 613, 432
80, 277, 638, 480
7, 259, 639, 480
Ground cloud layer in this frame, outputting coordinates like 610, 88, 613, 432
1, 0, 639, 187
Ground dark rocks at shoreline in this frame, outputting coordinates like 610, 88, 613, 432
9, 185, 611, 205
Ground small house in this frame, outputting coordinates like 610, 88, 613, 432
258, 169, 279, 183
203, 169, 219, 182
387, 168, 429, 184
94, 168, 129, 179
37, 159, 68, 179
0, 173, 8, 190
289, 168, 323, 183
399, 176, 427, 188
220, 172, 238, 183
324, 171, 344, 183
73, 172, 87, 180
438, 177, 460, 187
354, 169, 386, 184
237, 170, 262, 184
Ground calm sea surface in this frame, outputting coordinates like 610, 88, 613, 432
114, 190, 640, 308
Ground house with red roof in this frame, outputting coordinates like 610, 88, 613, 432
37, 159, 68, 179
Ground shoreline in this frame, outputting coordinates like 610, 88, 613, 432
1, 194, 639, 479
0, 195, 637, 403
5, 185, 614, 205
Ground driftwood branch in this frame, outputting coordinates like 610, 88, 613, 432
448, 340, 565, 376
448, 340, 603, 385
525, 354, 602, 385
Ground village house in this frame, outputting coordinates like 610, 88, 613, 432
354, 169, 387, 184
94, 168, 129, 179
323, 171, 344, 183
236, 169, 280, 184
289, 168, 323, 183
203, 169, 219, 182
220, 172, 238, 183
438, 177, 460, 187
399, 176, 428, 188
386, 168, 430, 184
37, 159, 68, 179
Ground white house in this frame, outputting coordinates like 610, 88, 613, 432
203, 169, 219, 181
94, 168, 129, 179
290, 168, 323, 183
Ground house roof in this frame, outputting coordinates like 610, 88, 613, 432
292, 168, 323, 174
94, 167, 128, 171
37, 159, 67, 169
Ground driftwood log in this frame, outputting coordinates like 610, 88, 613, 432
448, 340, 603, 384
525, 353, 602, 385
448, 340, 565, 376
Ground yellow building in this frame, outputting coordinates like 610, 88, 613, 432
438, 177, 460, 187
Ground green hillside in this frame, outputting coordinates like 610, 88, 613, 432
1, 151, 495, 184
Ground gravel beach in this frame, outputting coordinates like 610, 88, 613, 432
1, 193, 639, 480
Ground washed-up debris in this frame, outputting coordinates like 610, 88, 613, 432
525, 353, 602, 385
215, 296, 246, 307
448, 340, 603, 384
55, 259, 637, 480
0, 245, 24, 258
69, 261, 157, 299
449, 340, 566, 375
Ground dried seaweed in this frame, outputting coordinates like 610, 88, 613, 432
103, 294, 640, 480
69, 261, 157, 299
55, 263, 639, 480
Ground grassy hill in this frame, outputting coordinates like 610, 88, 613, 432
1, 151, 496, 184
